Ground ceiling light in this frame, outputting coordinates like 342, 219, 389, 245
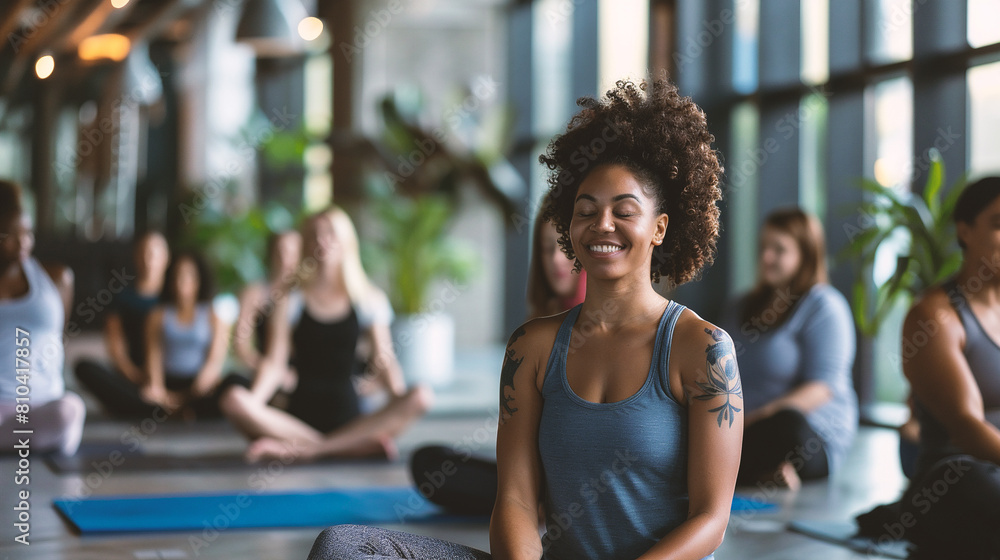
298, 16, 323, 41
35, 55, 54, 79
79, 34, 131, 62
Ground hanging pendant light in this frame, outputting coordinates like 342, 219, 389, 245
235, 0, 307, 57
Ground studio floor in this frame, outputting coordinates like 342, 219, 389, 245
0, 339, 911, 560
0, 417, 910, 559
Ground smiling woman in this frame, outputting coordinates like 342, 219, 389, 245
307, 77, 737, 560
540, 79, 723, 288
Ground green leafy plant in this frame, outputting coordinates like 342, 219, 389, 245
178, 118, 319, 294
179, 199, 298, 294
363, 191, 478, 315
840, 149, 966, 336
358, 86, 523, 315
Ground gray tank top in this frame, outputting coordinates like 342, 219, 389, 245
538, 301, 713, 560
161, 304, 212, 378
0, 257, 65, 404
915, 279, 1000, 475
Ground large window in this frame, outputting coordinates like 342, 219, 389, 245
969, 59, 1000, 177
672, 0, 1000, 411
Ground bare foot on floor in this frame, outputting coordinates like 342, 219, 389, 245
774, 461, 802, 491
245, 437, 312, 463
377, 435, 399, 462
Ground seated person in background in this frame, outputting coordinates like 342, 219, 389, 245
527, 206, 586, 318
75, 230, 170, 418
142, 250, 230, 418
409, 197, 586, 515
0, 179, 85, 455
721, 208, 856, 489
232, 230, 302, 401
309, 77, 740, 560
858, 177, 1000, 558
220, 207, 432, 462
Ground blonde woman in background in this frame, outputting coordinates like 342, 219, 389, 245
220, 207, 432, 461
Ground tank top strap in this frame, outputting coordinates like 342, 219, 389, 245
22, 257, 55, 300
542, 304, 582, 392
653, 300, 687, 400
944, 278, 976, 330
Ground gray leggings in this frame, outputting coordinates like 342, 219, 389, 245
307, 525, 492, 560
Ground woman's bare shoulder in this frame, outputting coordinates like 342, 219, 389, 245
671, 307, 736, 366
507, 311, 567, 351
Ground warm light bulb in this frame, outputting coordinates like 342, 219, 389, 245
35, 55, 54, 79
111, 0, 130, 8
298, 17, 324, 41
78, 34, 131, 61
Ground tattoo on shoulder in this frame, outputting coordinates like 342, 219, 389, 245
499, 327, 526, 422
693, 328, 743, 428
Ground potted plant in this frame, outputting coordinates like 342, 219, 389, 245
359, 85, 522, 387
840, 148, 966, 337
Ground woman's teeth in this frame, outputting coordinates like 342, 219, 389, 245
589, 245, 622, 253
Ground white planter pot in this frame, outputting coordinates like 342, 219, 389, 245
391, 313, 455, 388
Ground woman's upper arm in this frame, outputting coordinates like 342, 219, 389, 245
904, 298, 985, 429
681, 323, 744, 520
233, 285, 262, 351
798, 289, 856, 385
495, 322, 546, 510
210, 311, 229, 352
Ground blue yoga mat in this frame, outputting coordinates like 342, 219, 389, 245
54, 486, 464, 534
55, 487, 777, 534
732, 494, 778, 512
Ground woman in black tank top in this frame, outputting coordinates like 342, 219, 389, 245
220, 208, 432, 462
856, 178, 1000, 558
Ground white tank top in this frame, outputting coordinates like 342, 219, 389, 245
0, 257, 66, 404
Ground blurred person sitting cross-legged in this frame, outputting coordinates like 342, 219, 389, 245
141, 250, 232, 418
74, 230, 173, 418
0, 179, 85, 455
856, 177, 1000, 559
219, 207, 432, 462
721, 207, 857, 490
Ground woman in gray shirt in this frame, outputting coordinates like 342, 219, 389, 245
722, 208, 857, 490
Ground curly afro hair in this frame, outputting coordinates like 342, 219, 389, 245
539, 78, 723, 286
